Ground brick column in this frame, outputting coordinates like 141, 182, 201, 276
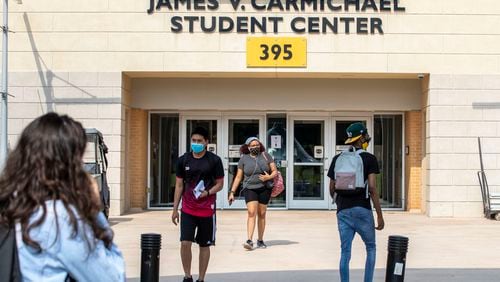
129, 108, 148, 210
405, 111, 423, 211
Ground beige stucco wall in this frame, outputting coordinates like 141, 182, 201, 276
7, 72, 127, 216
2, 0, 500, 216
3, 0, 500, 74
131, 78, 421, 110
425, 75, 500, 217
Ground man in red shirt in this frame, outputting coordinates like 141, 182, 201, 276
172, 127, 224, 282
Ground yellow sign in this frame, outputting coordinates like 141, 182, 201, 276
247, 37, 307, 68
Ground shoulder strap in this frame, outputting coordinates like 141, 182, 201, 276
261, 152, 275, 165
181, 152, 191, 185
204, 152, 218, 191
354, 150, 370, 199
261, 152, 269, 162
355, 149, 366, 155
182, 152, 190, 170
257, 152, 273, 173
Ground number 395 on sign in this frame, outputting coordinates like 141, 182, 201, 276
247, 37, 307, 68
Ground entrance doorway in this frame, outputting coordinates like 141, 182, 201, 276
289, 116, 330, 209
223, 115, 265, 209
148, 112, 404, 210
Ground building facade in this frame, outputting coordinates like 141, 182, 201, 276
4, 0, 500, 217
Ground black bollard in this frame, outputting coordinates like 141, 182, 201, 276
385, 235, 409, 282
141, 233, 162, 282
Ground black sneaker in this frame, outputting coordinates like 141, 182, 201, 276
196, 280, 204, 282
183, 277, 193, 282
257, 240, 267, 249
243, 239, 253, 250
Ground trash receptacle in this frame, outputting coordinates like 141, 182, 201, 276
141, 233, 161, 282
385, 235, 409, 282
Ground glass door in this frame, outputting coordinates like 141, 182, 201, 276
180, 115, 222, 208
223, 116, 265, 209
149, 113, 179, 208
289, 117, 330, 209
334, 118, 371, 154
333, 117, 372, 209
374, 114, 403, 209
267, 114, 287, 208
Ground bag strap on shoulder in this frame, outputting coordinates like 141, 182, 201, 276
355, 149, 366, 155
181, 152, 191, 183
261, 152, 270, 163
259, 152, 274, 173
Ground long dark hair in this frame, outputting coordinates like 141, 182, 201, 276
0, 113, 112, 251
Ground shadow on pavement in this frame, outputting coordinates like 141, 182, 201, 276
264, 240, 299, 247
127, 268, 500, 282
108, 217, 133, 226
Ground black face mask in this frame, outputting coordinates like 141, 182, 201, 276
249, 147, 260, 155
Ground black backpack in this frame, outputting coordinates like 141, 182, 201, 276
0, 224, 22, 282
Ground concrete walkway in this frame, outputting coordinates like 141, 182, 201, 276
111, 210, 500, 281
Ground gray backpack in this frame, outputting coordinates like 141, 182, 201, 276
334, 147, 369, 198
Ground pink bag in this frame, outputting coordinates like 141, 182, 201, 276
270, 171, 284, 197
262, 153, 285, 198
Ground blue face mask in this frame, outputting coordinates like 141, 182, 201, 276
191, 143, 205, 153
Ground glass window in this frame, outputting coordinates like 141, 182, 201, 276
186, 120, 217, 148
227, 119, 260, 200
267, 114, 286, 207
293, 120, 325, 201
374, 114, 403, 209
150, 114, 179, 208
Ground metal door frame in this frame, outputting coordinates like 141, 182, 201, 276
288, 113, 331, 209
222, 114, 266, 209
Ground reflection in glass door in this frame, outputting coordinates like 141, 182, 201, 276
225, 118, 263, 208
290, 118, 329, 209
185, 120, 218, 154
335, 120, 369, 154
181, 117, 222, 207
334, 117, 404, 210
333, 119, 369, 210
149, 114, 179, 208
267, 114, 287, 207
374, 115, 403, 209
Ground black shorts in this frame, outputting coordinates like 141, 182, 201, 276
180, 212, 216, 247
244, 187, 271, 205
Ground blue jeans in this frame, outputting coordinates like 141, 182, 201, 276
337, 207, 376, 282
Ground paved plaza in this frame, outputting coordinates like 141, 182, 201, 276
111, 210, 500, 281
